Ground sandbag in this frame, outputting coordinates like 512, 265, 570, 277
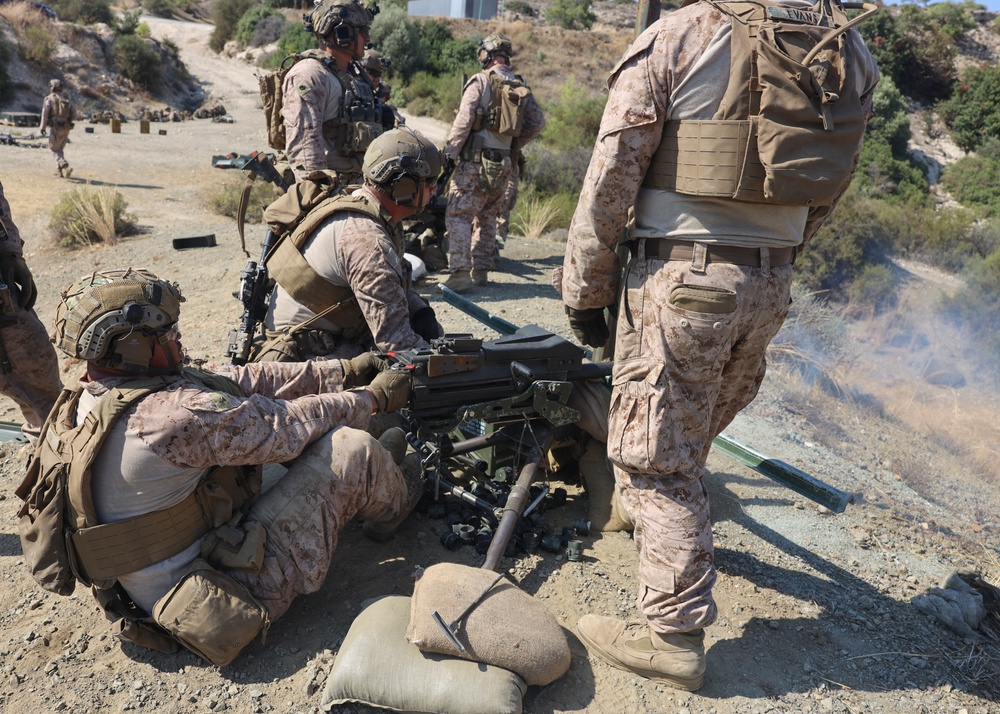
322, 595, 525, 714
407, 563, 571, 686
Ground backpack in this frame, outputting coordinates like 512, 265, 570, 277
473, 69, 533, 138
259, 51, 327, 152
643, 0, 878, 206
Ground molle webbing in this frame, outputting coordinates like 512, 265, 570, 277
266, 193, 385, 319
645, 0, 871, 207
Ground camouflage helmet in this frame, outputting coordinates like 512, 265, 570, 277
49, 78, 63, 91
305, 0, 374, 41
363, 128, 443, 205
360, 49, 389, 75
477, 34, 514, 68
53, 268, 184, 372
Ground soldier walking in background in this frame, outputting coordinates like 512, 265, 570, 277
360, 49, 399, 131
39, 79, 76, 178
0, 179, 62, 443
442, 34, 544, 292
562, 0, 879, 691
280, 0, 383, 184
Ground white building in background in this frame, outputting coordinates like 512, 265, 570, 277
407, 0, 499, 19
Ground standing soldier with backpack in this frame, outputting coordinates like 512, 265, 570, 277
265, 0, 384, 185
442, 34, 545, 292
39, 79, 76, 178
562, 0, 880, 691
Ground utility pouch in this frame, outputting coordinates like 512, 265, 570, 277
152, 558, 269, 667
116, 618, 179, 654
201, 521, 266, 571
346, 121, 383, 154
478, 154, 511, 195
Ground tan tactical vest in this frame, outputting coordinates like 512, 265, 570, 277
264, 184, 398, 336
16, 369, 259, 653
471, 68, 532, 138
644, 0, 874, 207
48, 94, 75, 128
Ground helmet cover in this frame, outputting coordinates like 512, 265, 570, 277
306, 0, 373, 38
477, 34, 514, 67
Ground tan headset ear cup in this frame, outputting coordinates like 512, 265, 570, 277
391, 175, 419, 205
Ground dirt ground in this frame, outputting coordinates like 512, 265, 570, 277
0, 15, 999, 714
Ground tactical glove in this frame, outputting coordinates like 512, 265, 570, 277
565, 305, 609, 349
366, 368, 411, 414
411, 307, 444, 342
340, 352, 389, 389
0, 253, 37, 311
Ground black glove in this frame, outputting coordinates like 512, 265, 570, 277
411, 307, 443, 342
0, 253, 37, 311
565, 305, 609, 349
340, 352, 389, 389
366, 368, 412, 414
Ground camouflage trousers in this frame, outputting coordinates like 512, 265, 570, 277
48, 127, 71, 169
0, 307, 62, 442
227, 426, 408, 621
608, 252, 793, 633
445, 160, 512, 272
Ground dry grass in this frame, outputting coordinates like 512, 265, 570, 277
511, 195, 561, 239
50, 187, 136, 247
0, 0, 49, 33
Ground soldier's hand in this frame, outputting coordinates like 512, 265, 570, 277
565, 305, 609, 349
365, 368, 411, 413
340, 352, 389, 389
0, 253, 37, 311
39, 129, 46, 137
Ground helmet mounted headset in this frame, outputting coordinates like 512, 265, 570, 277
363, 128, 443, 206
304, 0, 376, 50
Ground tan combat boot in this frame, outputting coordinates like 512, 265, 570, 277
55, 167, 63, 178
443, 270, 473, 293
64, 165, 72, 179
577, 615, 705, 691
471, 269, 489, 287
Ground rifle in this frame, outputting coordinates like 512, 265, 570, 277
225, 152, 289, 365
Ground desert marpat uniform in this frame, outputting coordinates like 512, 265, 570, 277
0, 181, 62, 442
563, 2, 878, 634
83, 359, 408, 620
282, 55, 381, 184
444, 66, 544, 272
264, 185, 432, 359
40, 89, 76, 173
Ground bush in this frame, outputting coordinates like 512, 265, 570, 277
210, 0, 255, 53
113, 8, 142, 35
49, 188, 136, 247
538, 75, 605, 152
235, 6, 279, 46
846, 263, 898, 314
371, 5, 423, 80
143, 0, 178, 19
250, 14, 286, 47
855, 138, 929, 203
397, 70, 465, 122
206, 176, 284, 224
113, 35, 162, 91
48, 0, 113, 24
941, 139, 1000, 217
521, 144, 592, 198
938, 64, 1000, 153
416, 20, 478, 76
20, 25, 57, 66
545, 0, 596, 30
263, 23, 314, 67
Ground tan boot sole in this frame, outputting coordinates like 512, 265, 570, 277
578, 626, 705, 691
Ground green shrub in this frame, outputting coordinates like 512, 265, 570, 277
143, 0, 178, 18
538, 75, 605, 153
210, 0, 255, 53
846, 263, 897, 313
415, 19, 478, 76
371, 5, 423, 80
266, 23, 315, 66
113, 35, 162, 91
924, 0, 978, 39
892, 4, 957, 104
48, 0, 113, 24
235, 6, 279, 46
206, 176, 284, 223
938, 64, 1000, 153
505, 0, 535, 16
520, 144, 592, 198
49, 188, 136, 248
855, 138, 929, 203
866, 77, 910, 156
941, 139, 1000, 217
20, 25, 57, 66
398, 71, 465, 122
113, 9, 142, 35
136, 21, 151, 38
545, 0, 596, 30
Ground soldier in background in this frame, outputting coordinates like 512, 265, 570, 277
442, 34, 544, 292
0, 179, 62, 443
495, 150, 525, 250
282, 0, 383, 184
39, 79, 76, 178
360, 49, 399, 131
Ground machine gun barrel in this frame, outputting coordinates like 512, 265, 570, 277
439, 285, 518, 335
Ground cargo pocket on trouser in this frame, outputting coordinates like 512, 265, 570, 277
606, 357, 664, 475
